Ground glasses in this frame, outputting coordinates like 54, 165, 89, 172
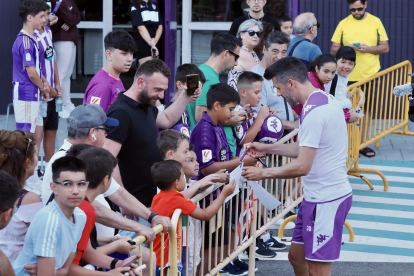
228, 50, 240, 61
248, 0, 265, 3
94, 126, 111, 135
54, 180, 89, 191
245, 30, 262, 37
310, 22, 320, 30
350, 7, 364, 12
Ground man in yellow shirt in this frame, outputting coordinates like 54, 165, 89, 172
330, 0, 389, 158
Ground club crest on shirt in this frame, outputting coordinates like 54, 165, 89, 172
267, 117, 282, 133
220, 146, 227, 162
25, 53, 31, 61
202, 149, 212, 163
235, 125, 244, 139
90, 96, 101, 105
303, 104, 316, 115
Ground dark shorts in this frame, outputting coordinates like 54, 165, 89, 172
134, 25, 159, 60
43, 99, 59, 131
292, 193, 352, 262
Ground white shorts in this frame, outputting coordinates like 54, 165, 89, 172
13, 100, 43, 133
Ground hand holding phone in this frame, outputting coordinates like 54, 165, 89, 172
186, 74, 199, 96
353, 42, 361, 47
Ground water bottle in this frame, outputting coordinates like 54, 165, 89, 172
55, 97, 63, 112
40, 100, 47, 117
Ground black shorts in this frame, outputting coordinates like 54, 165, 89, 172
43, 99, 59, 131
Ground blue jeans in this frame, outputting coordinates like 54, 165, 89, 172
118, 207, 151, 248
181, 246, 187, 276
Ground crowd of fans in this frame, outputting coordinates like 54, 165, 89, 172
0, 0, 389, 275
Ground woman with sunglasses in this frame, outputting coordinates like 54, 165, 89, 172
228, 19, 263, 90
0, 130, 42, 265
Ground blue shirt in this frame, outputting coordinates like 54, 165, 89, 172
287, 36, 322, 64
13, 200, 86, 275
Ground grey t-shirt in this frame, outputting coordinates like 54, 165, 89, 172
251, 64, 294, 121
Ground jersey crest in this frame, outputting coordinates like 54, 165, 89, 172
90, 96, 101, 105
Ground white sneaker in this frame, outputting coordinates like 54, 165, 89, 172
59, 103, 76, 118
273, 218, 295, 230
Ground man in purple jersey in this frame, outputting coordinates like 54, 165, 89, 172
83, 30, 137, 112
12, 0, 50, 138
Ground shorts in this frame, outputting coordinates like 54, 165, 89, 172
43, 98, 59, 131
292, 192, 352, 262
13, 100, 43, 133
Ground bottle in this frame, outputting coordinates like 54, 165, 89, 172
40, 100, 47, 117
55, 97, 63, 112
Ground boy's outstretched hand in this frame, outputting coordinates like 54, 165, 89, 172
214, 169, 230, 183
197, 173, 220, 191
222, 179, 236, 197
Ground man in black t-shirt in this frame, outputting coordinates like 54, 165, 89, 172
229, 0, 280, 37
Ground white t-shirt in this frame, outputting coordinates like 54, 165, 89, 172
41, 139, 120, 205
298, 90, 352, 202
324, 73, 352, 109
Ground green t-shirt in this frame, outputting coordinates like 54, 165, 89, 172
186, 64, 236, 156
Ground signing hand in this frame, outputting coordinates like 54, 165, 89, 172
242, 166, 266, 181
243, 142, 268, 158
243, 155, 258, 166
61, 23, 70, 31
269, 107, 277, 115
257, 105, 270, 120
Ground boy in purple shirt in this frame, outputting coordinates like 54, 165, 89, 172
83, 30, 137, 112
12, 0, 50, 135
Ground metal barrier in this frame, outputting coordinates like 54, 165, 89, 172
167, 130, 302, 276
346, 60, 413, 191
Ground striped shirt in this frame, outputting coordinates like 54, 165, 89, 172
13, 200, 86, 275
35, 26, 55, 88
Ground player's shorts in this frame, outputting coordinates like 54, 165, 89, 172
292, 192, 352, 262
43, 98, 59, 131
13, 100, 43, 133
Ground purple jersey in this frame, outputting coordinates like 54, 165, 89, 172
83, 69, 125, 112
232, 104, 257, 156
35, 26, 54, 88
190, 112, 233, 180
12, 31, 41, 102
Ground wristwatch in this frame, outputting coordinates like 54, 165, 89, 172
110, 258, 119, 270
147, 212, 158, 223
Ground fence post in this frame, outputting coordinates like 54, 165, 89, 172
248, 190, 257, 276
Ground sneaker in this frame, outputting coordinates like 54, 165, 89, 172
221, 263, 246, 276
59, 103, 75, 119
273, 218, 295, 230
255, 239, 276, 258
233, 257, 258, 272
263, 231, 287, 251
217, 272, 230, 276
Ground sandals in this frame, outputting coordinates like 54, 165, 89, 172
359, 147, 376, 157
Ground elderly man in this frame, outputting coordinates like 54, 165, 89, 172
251, 30, 298, 130
287, 12, 322, 68
242, 57, 352, 276
103, 59, 200, 239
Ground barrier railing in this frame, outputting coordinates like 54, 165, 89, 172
167, 130, 303, 276
346, 60, 413, 191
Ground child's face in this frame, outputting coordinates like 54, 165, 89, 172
280, 21, 293, 36
172, 139, 191, 165
176, 169, 186, 192
183, 151, 199, 179
336, 58, 355, 78
242, 81, 263, 108
217, 102, 237, 125
316, 62, 337, 85
51, 171, 87, 209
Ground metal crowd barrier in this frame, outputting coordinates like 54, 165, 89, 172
346, 60, 414, 191
166, 130, 303, 276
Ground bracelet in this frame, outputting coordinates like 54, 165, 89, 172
147, 212, 158, 224
110, 258, 119, 270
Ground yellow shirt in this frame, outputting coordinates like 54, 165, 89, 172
331, 13, 388, 82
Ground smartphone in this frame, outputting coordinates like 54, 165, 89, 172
353, 42, 361, 47
186, 74, 199, 96
152, 49, 157, 59
127, 240, 136, 245
240, 109, 255, 117
122, 256, 140, 267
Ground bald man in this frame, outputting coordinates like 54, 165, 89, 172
286, 12, 322, 68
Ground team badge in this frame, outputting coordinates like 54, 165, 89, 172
180, 126, 190, 137
25, 53, 31, 61
267, 116, 282, 133
220, 146, 227, 162
91, 96, 101, 105
235, 125, 244, 139
202, 149, 212, 163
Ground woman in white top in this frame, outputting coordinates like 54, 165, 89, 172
228, 19, 262, 90
0, 130, 43, 264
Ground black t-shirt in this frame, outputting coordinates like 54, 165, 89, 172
106, 92, 162, 207
130, 0, 163, 33
229, 14, 281, 37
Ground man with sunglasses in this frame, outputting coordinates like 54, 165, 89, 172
287, 12, 322, 69
229, 0, 280, 37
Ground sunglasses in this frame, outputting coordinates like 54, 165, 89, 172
244, 30, 262, 37
228, 50, 240, 61
350, 7, 364, 12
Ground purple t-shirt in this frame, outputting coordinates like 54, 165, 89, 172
83, 69, 125, 112
190, 112, 233, 180
232, 104, 257, 156
35, 26, 54, 88
12, 31, 40, 102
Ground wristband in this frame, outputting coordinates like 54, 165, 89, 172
110, 258, 119, 270
147, 212, 158, 224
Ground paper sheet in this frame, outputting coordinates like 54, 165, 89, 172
247, 180, 281, 210
225, 162, 243, 203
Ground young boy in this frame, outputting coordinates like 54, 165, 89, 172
278, 15, 294, 39
164, 64, 206, 136
13, 0, 50, 138
13, 156, 87, 276
83, 30, 137, 112
150, 160, 236, 276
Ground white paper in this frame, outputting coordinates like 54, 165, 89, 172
247, 181, 281, 210
225, 162, 243, 203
